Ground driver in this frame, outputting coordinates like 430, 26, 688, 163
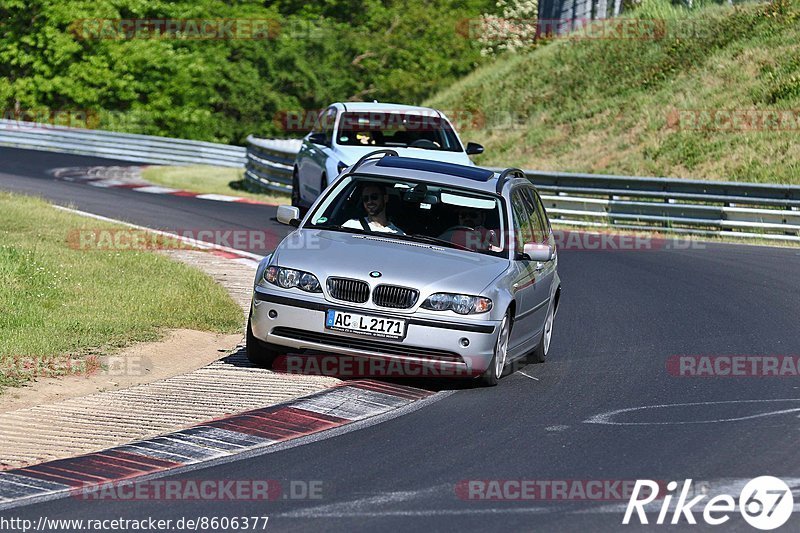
343, 183, 404, 234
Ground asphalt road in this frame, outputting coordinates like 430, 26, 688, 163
2, 147, 800, 532
0, 147, 283, 255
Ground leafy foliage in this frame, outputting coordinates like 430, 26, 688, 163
0, 0, 492, 144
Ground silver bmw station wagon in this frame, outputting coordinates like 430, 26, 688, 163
248, 151, 561, 385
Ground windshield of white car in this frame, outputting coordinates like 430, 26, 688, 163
306, 175, 506, 257
335, 112, 462, 152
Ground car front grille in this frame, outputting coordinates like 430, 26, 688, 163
326, 277, 370, 303
373, 284, 419, 309
271, 327, 464, 363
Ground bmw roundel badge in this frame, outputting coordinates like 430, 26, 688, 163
369, 271, 382, 278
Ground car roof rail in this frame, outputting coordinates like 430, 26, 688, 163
348, 149, 399, 174
496, 168, 526, 194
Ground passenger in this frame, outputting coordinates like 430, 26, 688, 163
442, 207, 500, 251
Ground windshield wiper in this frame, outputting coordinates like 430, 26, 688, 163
312, 224, 367, 235
400, 233, 471, 251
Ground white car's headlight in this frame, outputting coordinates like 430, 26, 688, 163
421, 293, 492, 314
263, 266, 322, 293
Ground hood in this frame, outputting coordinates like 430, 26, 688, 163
272, 229, 508, 297
333, 145, 474, 167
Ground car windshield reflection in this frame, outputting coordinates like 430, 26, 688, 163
307, 176, 506, 257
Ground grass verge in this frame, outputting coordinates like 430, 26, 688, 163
142, 165, 291, 204
0, 191, 244, 392
428, 0, 800, 183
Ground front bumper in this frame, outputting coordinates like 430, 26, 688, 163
251, 288, 500, 376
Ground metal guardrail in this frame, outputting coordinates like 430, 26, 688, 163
243, 136, 800, 242
0, 119, 246, 167
244, 135, 302, 193
529, 170, 800, 242
4, 120, 795, 243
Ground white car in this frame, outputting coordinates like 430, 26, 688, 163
291, 102, 484, 209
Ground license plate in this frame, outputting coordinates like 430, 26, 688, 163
325, 310, 407, 339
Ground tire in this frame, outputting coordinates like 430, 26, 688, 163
291, 168, 301, 208
246, 317, 282, 368
530, 298, 555, 364
479, 312, 511, 387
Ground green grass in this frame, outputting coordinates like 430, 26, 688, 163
0, 192, 244, 391
427, 0, 800, 183
142, 165, 291, 204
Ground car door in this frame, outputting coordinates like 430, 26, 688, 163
522, 186, 556, 329
508, 188, 541, 353
298, 107, 337, 205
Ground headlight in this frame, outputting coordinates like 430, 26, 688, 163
263, 266, 322, 292
421, 293, 492, 314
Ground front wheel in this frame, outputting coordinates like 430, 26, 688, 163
530, 299, 555, 364
246, 317, 282, 368
479, 312, 511, 386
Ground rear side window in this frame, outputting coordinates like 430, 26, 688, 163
521, 187, 548, 244
510, 190, 535, 252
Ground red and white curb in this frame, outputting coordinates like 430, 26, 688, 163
49, 166, 276, 206
0, 381, 433, 510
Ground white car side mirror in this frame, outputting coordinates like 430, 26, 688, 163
277, 205, 301, 227
523, 243, 553, 262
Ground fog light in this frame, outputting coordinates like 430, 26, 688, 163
459, 337, 470, 347
268, 310, 278, 319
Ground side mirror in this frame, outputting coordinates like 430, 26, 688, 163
522, 243, 553, 262
308, 132, 328, 146
277, 205, 301, 227
465, 142, 484, 155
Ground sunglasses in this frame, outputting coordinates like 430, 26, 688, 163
362, 193, 382, 202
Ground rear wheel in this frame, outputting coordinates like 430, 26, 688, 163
530, 299, 555, 364
479, 312, 511, 387
246, 317, 282, 368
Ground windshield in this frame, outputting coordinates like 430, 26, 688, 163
335, 112, 463, 152
306, 175, 506, 257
